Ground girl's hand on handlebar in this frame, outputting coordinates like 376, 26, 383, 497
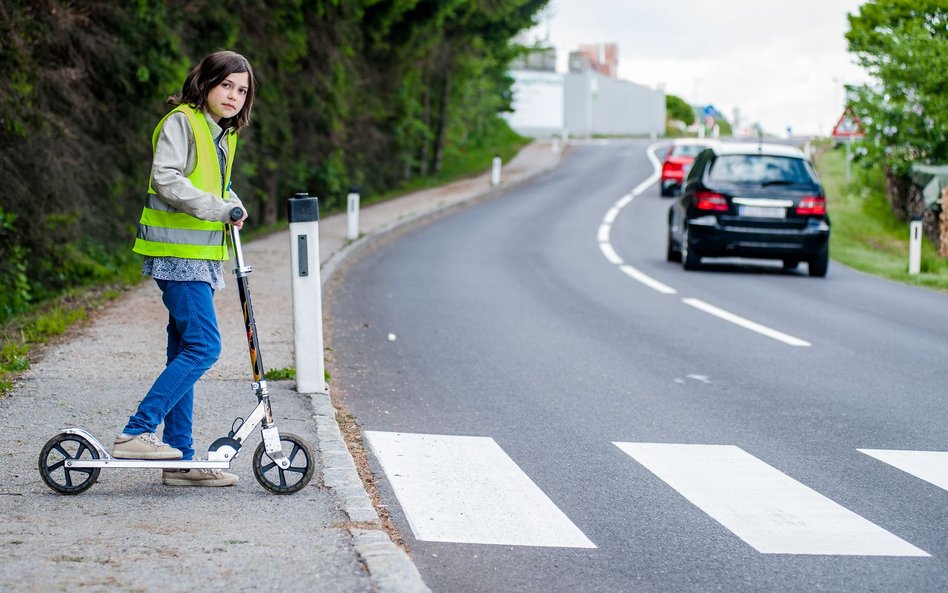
229, 206, 247, 229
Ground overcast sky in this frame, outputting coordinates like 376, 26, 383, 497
526, 0, 872, 136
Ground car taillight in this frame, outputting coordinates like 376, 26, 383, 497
663, 161, 682, 172
796, 196, 826, 215
695, 191, 728, 211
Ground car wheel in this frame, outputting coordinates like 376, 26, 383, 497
666, 228, 681, 262
808, 245, 829, 277
660, 184, 671, 197
682, 227, 700, 270
782, 259, 800, 271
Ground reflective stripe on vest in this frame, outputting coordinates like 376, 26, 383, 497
132, 104, 238, 260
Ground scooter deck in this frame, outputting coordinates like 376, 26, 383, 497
59, 427, 235, 470
68, 458, 231, 469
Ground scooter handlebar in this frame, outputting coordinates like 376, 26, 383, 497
229, 207, 244, 223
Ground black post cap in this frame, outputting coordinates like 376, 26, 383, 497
287, 193, 319, 223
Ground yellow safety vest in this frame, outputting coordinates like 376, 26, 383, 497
132, 104, 238, 260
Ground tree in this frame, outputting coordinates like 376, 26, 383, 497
424, 0, 548, 174
846, 0, 948, 174
665, 94, 695, 126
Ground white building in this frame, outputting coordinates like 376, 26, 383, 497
505, 70, 565, 137
505, 64, 665, 138
563, 69, 665, 137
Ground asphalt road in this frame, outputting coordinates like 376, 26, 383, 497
326, 139, 948, 593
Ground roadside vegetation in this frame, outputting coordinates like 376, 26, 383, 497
814, 141, 948, 291
0, 1, 545, 397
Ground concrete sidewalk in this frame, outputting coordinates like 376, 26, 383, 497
0, 140, 561, 593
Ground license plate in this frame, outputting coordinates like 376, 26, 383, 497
739, 205, 786, 218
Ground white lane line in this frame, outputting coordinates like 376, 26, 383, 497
614, 443, 929, 556
859, 449, 948, 492
365, 431, 596, 548
604, 206, 622, 224
681, 298, 811, 347
599, 242, 623, 265
615, 191, 636, 209
620, 265, 676, 294
596, 142, 666, 292
597, 223, 611, 243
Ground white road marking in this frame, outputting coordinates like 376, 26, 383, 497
615, 192, 636, 209
859, 449, 948, 492
604, 206, 622, 224
596, 142, 666, 292
599, 242, 623, 265
365, 431, 596, 548
614, 442, 929, 556
597, 223, 611, 243
619, 265, 676, 294
681, 298, 811, 347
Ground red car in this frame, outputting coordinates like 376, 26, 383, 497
660, 139, 718, 196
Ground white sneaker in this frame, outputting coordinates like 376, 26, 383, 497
162, 469, 238, 487
112, 432, 183, 460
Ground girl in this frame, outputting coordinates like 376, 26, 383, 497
112, 51, 255, 488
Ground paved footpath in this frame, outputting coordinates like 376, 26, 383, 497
0, 140, 561, 593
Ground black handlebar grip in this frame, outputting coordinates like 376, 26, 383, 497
229, 207, 244, 222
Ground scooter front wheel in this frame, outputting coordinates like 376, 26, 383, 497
252, 432, 315, 494
39, 433, 101, 494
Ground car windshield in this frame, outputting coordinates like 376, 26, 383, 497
707, 155, 816, 185
671, 145, 706, 158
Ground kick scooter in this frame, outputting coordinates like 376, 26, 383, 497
38, 208, 316, 495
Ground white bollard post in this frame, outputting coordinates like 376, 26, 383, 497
287, 193, 326, 394
346, 187, 360, 241
552, 137, 560, 154
491, 155, 502, 186
909, 216, 922, 275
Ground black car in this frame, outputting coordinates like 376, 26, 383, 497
666, 142, 831, 277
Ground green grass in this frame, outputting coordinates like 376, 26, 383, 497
264, 366, 332, 385
813, 142, 948, 290
264, 367, 296, 381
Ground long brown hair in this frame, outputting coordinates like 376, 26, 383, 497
169, 51, 256, 132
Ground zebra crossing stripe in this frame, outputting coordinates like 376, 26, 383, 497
859, 449, 948, 492
614, 442, 929, 556
365, 431, 596, 548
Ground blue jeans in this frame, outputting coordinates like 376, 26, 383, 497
123, 280, 221, 460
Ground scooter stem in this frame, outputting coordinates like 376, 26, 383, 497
228, 218, 267, 386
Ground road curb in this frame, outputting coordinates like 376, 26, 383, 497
311, 143, 564, 593
310, 392, 431, 593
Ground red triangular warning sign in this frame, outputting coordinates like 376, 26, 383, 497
832, 107, 865, 138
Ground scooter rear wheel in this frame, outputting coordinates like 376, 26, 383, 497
252, 432, 315, 494
39, 433, 101, 494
